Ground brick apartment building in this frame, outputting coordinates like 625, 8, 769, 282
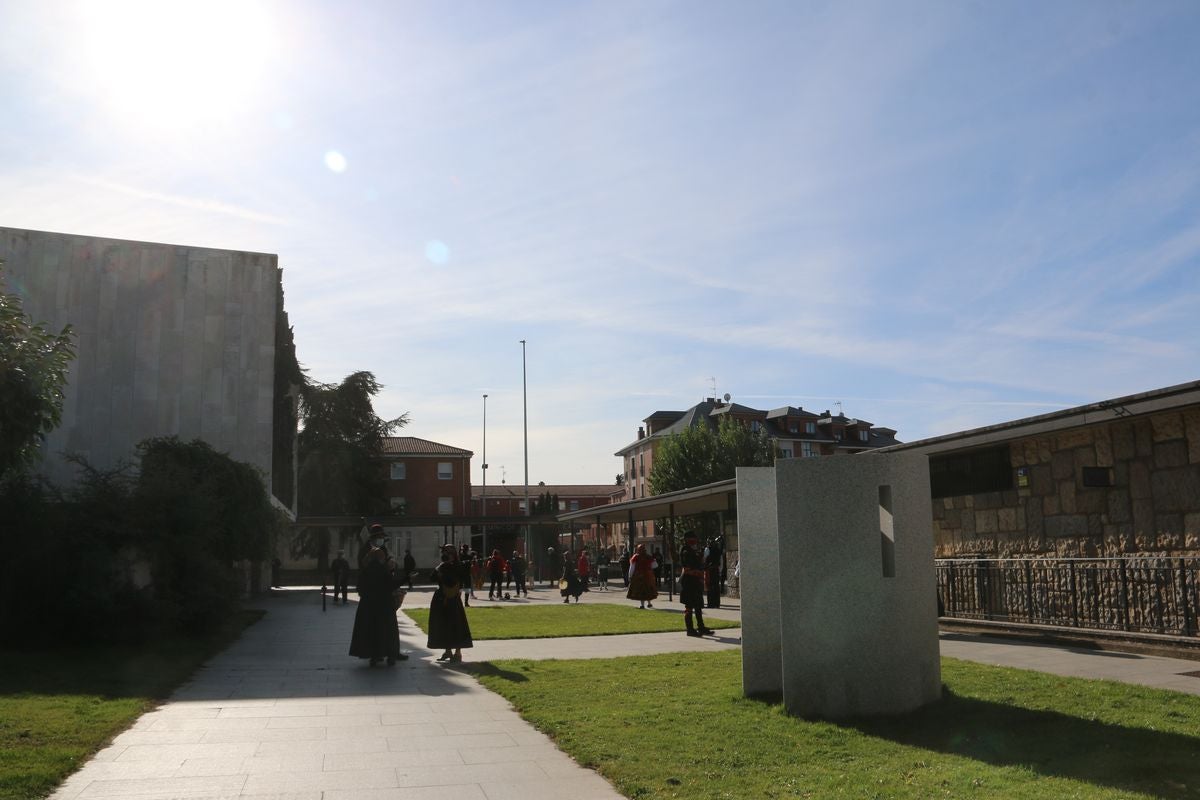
374, 436, 473, 566
615, 396, 900, 543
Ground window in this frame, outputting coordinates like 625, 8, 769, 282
929, 446, 1013, 499
751, 420, 761, 432
858, 430, 869, 442
390, 462, 406, 480
1082, 466, 1114, 487
390, 497, 406, 511
779, 447, 793, 459
801, 442, 816, 458
437, 462, 452, 480
568, 500, 580, 511
437, 497, 452, 515
788, 422, 798, 433
805, 422, 816, 434
518, 500, 527, 511
558, 500, 566, 511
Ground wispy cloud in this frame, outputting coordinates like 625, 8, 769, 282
71, 176, 291, 226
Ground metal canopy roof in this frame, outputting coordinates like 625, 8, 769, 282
555, 478, 737, 526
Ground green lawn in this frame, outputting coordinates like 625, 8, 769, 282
404, 603, 739, 640
0, 610, 263, 800
473, 651, 1200, 799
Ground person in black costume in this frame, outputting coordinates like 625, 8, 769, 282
559, 552, 584, 603
402, 549, 416, 589
330, 549, 351, 604
510, 551, 528, 597
679, 532, 713, 637
348, 545, 404, 666
703, 536, 723, 609
429, 544, 473, 662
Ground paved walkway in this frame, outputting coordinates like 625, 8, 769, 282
50, 584, 1200, 800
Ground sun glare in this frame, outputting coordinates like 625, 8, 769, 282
74, 0, 279, 130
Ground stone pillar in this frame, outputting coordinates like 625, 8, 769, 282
737, 453, 941, 718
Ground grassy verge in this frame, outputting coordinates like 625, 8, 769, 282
474, 651, 1200, 799
404, 604, 739, 640
0, 609, 264, 800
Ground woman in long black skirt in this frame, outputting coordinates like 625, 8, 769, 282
429, 545, 473, 662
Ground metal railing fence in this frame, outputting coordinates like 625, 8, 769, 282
936, 557, 1200, 638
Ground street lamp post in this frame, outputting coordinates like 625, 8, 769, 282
482, 393, 488, 558
520, 339, 531, 577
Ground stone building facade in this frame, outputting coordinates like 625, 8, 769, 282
889, 382, 1200, 559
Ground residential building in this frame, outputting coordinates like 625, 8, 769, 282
615, 396, 900, 544
373, 436, 473, 564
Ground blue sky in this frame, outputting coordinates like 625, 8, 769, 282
2, 0, 1198, 485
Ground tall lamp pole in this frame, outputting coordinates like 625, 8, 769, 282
520, 339, 530, 570
481, 393, 488, 558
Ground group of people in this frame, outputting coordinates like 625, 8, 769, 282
345, 526, 475, 666
622, 534, 720, 636
450, 545, 529, 604
345, 527, 729, 666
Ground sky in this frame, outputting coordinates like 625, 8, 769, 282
2, 0, 1199, 487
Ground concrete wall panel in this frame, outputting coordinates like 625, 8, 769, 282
0, 227, 280, 487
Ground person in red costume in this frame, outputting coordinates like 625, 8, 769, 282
577, 550, 591, 593
625, 544, 658, 609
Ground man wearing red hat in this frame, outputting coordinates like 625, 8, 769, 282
679, 532, 714, 637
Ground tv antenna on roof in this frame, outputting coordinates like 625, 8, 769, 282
835, 400, 844, 415
709, 377, 718, 397
723, 392, 731, 402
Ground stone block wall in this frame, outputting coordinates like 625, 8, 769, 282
932, 408, 1200, 558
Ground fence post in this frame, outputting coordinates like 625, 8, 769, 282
1181, 558, 1193, 637
1023, 560, 1035, 624
1069, 560, 1079, 629
1119, 561, 1130, 631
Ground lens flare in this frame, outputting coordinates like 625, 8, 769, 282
324, 151, 347, 173
425, 240, 450, 265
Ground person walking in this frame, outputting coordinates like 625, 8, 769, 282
402, 549, 416, 589
510, 551, 528, 597
704, 536, 723, 609
596, 549, 609, 591
679, 532, 714, 637
458, 547, 474, 607
577, 550, 591, 593
626, 543, 658, 609
652, 547, 664, 588
348, 544, 404, 666
559, 552, 584, 603
330, 549, 351, 605
428, 545, 473, 663
618, 548, 631, 587
486, 549, 508, 600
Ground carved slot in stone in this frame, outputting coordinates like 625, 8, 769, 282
880, 484, 895, 578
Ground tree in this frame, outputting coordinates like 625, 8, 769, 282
0, 264, 76, 479
649, 416, 776, 495
294, 371, 407, 569
648, 416, 777, 545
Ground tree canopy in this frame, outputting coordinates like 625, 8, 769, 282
297, 371, 408, 516
648, 416, 777, 495
0, 264, 76, 479
294, 371, 407, 570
